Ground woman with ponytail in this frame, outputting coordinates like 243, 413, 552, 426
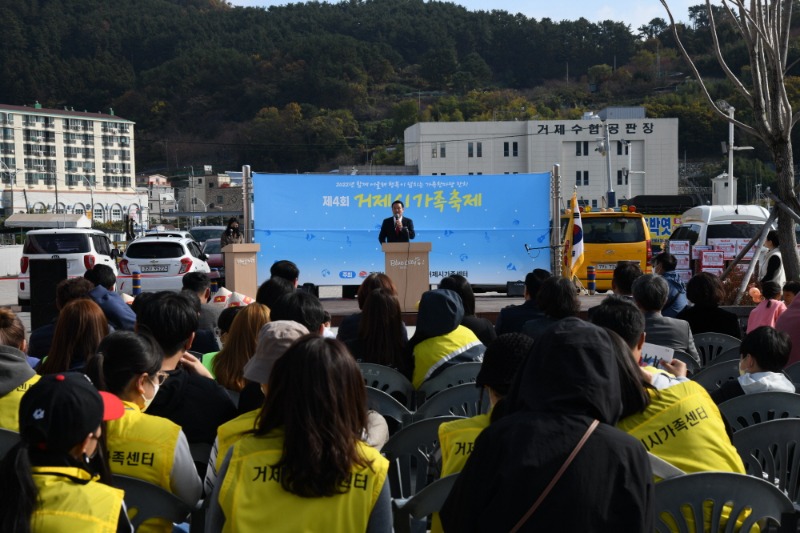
85, 331, 202, 532
0, 307, 39, 431
0, 372, 129, 532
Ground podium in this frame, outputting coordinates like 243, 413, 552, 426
222, 243, 260, 299
382, 242, 432, 312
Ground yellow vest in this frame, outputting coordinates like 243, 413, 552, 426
412, 326, 483, 388
218, 429, 389, 533
31, 466, 124, 533
106, 400, 181, 533
616, 381, 744, 476
215, 408, 259, 469
0, 375, 40, 431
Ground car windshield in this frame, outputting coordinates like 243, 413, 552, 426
126, 242, 184, 259
203, 240, 221, 254
707, 223, 764, 240
581, 217, 645, 244
24, 233, 91, 254
190, 228, 223, 242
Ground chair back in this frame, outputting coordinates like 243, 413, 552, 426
392, 474, 458, 533
718, 391, 800, 433
653, 471, 793, 533
366, 386, 413, 432
784, 361, 800, 384
382, 416, 462, 500
0, 428, 20, 459
360, 363, 415, 409
416, 362, 482, 405
692, 332, 741, 367
112, 475, 192, 529
673, 351, 701, 377
690, 359, 740, 393
732, 418, 800, 504
413, 383, 489, 422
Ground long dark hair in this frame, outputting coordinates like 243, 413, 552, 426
85, 331, 163, 396
255, 335, 371, 497
0, 307, 26, 349
356, 273, 397, 310
356, 288, 409, 375
213, 303, 270, 391
605, 328, 652, 419
40, 299, 108, 375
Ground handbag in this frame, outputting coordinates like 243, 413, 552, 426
509, 419, 600, 533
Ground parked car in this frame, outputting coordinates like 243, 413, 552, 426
669, 205, 770, 246
189, 225, 225, 245
144, 229, 194, 240
118, 235, 210, 294
202, 238, 224, 283
17, 228, 118, 306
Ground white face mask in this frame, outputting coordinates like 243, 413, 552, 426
141, 379, 160, 411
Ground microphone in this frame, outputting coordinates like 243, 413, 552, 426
394, 214, 400, 220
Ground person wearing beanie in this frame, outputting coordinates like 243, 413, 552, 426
0, 372, 130, 532
408, 289, 486, 389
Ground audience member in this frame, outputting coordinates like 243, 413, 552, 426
337, 273, 404, 345
759, 230, 785, 288
494, 268, 550, 335
0, 308, 40, 431
38, 299, 108, 375
85, 264, 136, 330
28, 277, 94, 359
0, 372, 130, 532
440, 319, 654, 532
783, 280, 800, 307
204, 320, 309, 496
747, 281, 786, 333
632, 274, 700, 365
439, 274, 496, 346
345, 288, 411, 379
182, 271, 222, 332
270, 259, 300, 287
776, 283, 800, 366
255, 276, 294, 310
711, 326, 794, 404
201, 306, 243, 375
321, 310, 335, 338
212, 303, 270, 403
85, 331, 202, 531
677, 272, 741, 338
408, 289, 485, 389
521, 276, 580, 339
652, 251, 688, 317
611, 260, 643, 297
135, 291, 236, 463
206, 336, 391, 532
181, 290, 221, 354
590, 295, 687, 389
612, 329, 745, 477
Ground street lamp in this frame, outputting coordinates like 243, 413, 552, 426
716, 100, 754, 204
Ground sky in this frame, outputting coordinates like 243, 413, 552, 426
226, 0, 698, 31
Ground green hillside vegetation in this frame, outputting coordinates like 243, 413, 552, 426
1, 0, 799, 189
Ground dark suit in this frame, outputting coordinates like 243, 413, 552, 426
378, 216, 415, 243
643, 311, 700, 364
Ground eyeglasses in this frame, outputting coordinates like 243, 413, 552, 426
149, 371, 169, 386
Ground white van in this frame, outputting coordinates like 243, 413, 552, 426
669, 205, 770, 246
17, 229, 118, 305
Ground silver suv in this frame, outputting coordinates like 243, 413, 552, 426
18, 229, 117, 305
118, 235, 210, 294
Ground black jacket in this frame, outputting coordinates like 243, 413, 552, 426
441, 318, 655, 532
378, 216, 415, 243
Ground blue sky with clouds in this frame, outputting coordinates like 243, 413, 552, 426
227, 0, 697, 31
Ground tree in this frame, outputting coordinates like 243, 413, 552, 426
660, 0, 800, 280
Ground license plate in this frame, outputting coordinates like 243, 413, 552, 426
596, 263, 617, 271
141, 265, 169, 273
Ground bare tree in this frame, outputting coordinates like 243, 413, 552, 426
660, 0, 800, 280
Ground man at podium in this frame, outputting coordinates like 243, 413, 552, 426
378, 200, 415, 243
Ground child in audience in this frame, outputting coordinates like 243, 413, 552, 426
711, 326, 795, 404
747, 281, 786, 333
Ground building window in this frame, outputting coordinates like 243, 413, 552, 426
576, 171, 589, 186
591, 199, 598, 208
617, 141, 629, 155
477, 142, 482, 157
439, 143, 446, 158
431, 144, 437, 158
503, 142, 509, 157
468, 142, 474, 158
217, 195, 224, 204
576, 141, 588, 156
617, 169, 629, 185
512, 142, 519, 157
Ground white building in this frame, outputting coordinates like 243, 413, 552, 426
0, 102, 147, 227
404, 107, 679, 209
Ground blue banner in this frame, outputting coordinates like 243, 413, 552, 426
253, 173, 552, 286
